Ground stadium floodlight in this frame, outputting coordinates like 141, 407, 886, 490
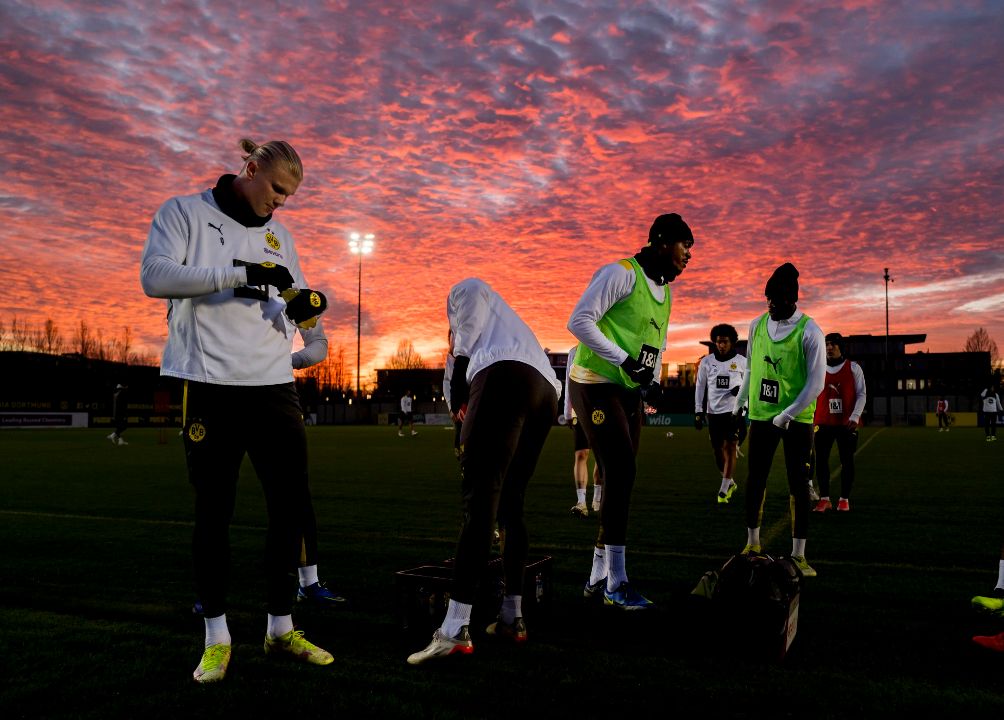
349, 233, 375, 398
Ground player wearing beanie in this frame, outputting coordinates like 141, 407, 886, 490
567, 213, 694, 609
733, 263, 825, 577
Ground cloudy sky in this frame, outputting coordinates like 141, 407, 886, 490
2, 0, 1002, 382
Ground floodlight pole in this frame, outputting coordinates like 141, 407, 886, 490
884, 267, 892, 426
349, 233, 375, 399
356, 251, 362, 398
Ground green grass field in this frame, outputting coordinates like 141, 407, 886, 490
2, 425, 1003, 718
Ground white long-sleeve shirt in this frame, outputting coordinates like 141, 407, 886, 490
141, 187, 325, 384
695, 352, 748, 415
567, 261, 666, 383
982, 390, 1003, 414
734, 310, 826, 422
563, 346, 577, 419
447, 278, 561, 398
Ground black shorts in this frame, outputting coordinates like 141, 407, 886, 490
707, 412, 735, 447
572, 419, 589, 451
400, 411, 413, 422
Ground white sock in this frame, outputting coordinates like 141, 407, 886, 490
792, 538, 806, 557
719, 477, 734, 494
501, 594, 522, 624
593, 485, 603, 504
606, 545, 627, 591
267, 613, 294, 639
589, 546, 607, 585
576, 488, 586, 505
204, 614, 231, 648
747, 528, 760, 547
440, 599, 473, 638
820, 496, 830, 502
996, 560, 1004, 590
298, 564, 319, 588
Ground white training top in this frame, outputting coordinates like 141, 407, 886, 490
825, 359, 868, 424
982, 389, 1003, 414
140, 187, 327, 385
563, 346, 577, 419
443, 353, 455, 413
401, 394, 413, 413
447, 278, 561, 398
695, 352, 748, 415
566, 260, 666, 384
734, 310, 826, 423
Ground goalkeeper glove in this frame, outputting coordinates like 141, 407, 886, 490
237, 260, 294, 291
282, 289, 327, 328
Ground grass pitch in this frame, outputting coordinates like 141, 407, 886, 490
1, 424, 1003, 718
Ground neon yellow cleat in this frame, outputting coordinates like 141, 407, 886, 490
193, 643, 231, 683
791, 555, 817, 578
971, 595, 1004, 616
264, 629, 333, 665
741, 544, 762, 556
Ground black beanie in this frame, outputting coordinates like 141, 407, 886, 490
765, 262, 799, 302
648, 213, 693, 246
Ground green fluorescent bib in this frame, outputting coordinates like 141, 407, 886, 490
748, 313, 815, 423
575, 258, 671, 389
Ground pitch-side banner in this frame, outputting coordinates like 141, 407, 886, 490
0, 412, 89, 428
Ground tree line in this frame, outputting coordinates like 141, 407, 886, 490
0, 315, 157, 366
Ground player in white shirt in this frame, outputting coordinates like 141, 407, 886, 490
980, 382, 1003, 442
694, 324, 747, 504
398, 390, 417, 436
141, 138, 332, 683
408, 278, 560, 664
565, 346, 603, 516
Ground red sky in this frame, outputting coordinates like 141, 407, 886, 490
2, 1, 1002, 383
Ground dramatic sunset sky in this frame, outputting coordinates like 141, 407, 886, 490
2, 1, 1002, 384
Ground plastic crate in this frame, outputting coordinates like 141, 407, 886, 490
395, 555, 552, 637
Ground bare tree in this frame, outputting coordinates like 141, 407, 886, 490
8, 315, 30, 351
41, 319, 64, 355
74, 319, 96, 357
297, 343, 350, 395
964, 327, 1000, 363
388, 339, 426, 369
116, 326, 133, 364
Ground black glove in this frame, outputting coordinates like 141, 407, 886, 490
694, 412, 705, 431
239, 260, 294, 291
641, 382, 663, 406
283, 289, 327, 328
620, 356, 655, 386
450, 355, 471, 411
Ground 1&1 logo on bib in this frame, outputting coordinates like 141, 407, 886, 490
760, 379, 779, 404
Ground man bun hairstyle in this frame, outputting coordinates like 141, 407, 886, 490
764, 262, 799, 303
710, 323, 738, 344
239, 138, 303, 182
648, 213, 694, 246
